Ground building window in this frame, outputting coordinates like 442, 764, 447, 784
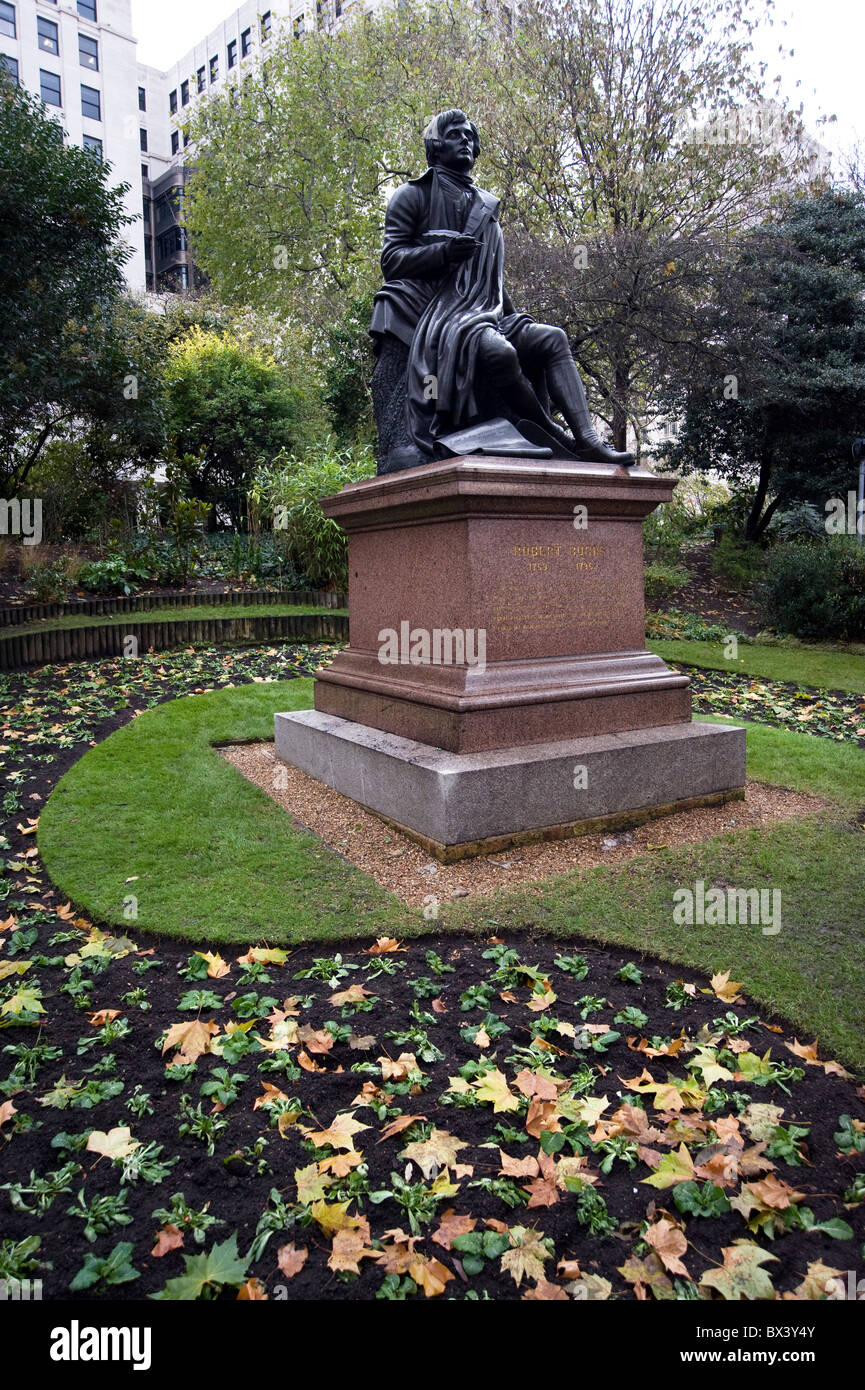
138, 86, 146, 111
335, 0, 342, 15
83, 133, 102, 158
141, 162, 149, 178
227, 39, 237, 68
77, 0, 97, 21
171, 130, 179, 154
37, 17, 59, 55
1, 53, 19, 83
79, 34, 99, 70
169, 88, 177, 114
139, 126, 148, 151
209, 54, 218, 83
261, 11, 272, 39
196, 65, 205, 92
181, 78, 189, 105
81, 84, 100, 120
40, 69, 61, 106
293, 15, 305, 38
182, 127, 190, 147
0, 3, 15, 40
241, 26, 252, 56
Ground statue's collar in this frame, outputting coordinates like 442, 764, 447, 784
410, 166, 500, 223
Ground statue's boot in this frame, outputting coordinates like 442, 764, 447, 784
545, 357, 635, 467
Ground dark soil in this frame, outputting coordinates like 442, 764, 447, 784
650, 542, 765, 637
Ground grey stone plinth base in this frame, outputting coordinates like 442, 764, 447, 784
274, 710, 746, 863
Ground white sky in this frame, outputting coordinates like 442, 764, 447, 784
131, 0, 864, 163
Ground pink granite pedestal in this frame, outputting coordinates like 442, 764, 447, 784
275, 456, 745, 858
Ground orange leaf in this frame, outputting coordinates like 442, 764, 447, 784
151, 1224, 184, 1258
237, 1278, 268, 1300
432, 1210, 477, 1250
365, 937, 407, 955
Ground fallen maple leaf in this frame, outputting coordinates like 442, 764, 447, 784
304, 1111, 369, 1152
499, 1149, 540, 1179
378, 1114, 425, 1143
642, 1143, 695, 1188
785, 1037, 820, 1064
152, 1224, 184, 1258
162, 1019, 220, 1066
618, 1252, 674, 1300
0, 1100, 17, 1129
401, 1128, 468, 1179
197, 950, 230, 979
86, 1008, 121, 1027
710, 970, 745, 1003
524, 1279, 568, 1300
366, 937, 407, 954
86, 1127, 140, 1160
501, 1226, 553, 1287
645, 1218, 689, 1277
379, 1052, 418, 1081
432, 1210, 477, 1250
328, 1227, 377, 1274
277, 1243, 308, 1279
474, 1068, 519, 1112
700, 1241, 779, 1300
237, 1278, 268, 1300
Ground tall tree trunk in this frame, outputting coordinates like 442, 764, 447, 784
745, 442, 773, 543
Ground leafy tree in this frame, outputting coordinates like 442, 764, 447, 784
162, 327, 310, 527
658, 191, 865, 541
0, 75, 133, 490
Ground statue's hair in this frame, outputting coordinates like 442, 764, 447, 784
423, 109, 480, 166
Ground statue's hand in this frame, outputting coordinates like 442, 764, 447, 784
444, 235, 480, 263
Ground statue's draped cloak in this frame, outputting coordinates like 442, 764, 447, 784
370, 166, 533, 455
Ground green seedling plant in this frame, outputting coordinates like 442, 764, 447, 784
67, 1188, 133, 1242
178, 1097, 229, 1155
117, 1142, 178, 1185
294, 954, 358, 985
616, 963, 644, 984
178, 989, 223, 1012
2, 1161, 79, 1216
70, 1241, 140, 1293
151, 1192, 224, 1245
554, 952, 590, 978
370, 1172, 449, 1233
199, 1067, 248, 1108
0, 1235, 48, 1282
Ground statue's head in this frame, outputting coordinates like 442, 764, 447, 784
423, 109, 480, 173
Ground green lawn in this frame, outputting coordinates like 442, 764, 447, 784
649, 637, 865, 694
38, 678, 865, 1066
1, 603, 347, 638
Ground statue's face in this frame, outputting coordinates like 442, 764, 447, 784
435, 118, 476, 173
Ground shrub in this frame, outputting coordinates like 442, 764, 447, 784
77, 554, 151, 596
761, 537, 865, 641
251, 440, 376, 590
644, 562, 689, 607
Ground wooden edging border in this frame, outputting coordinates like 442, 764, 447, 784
0, 612, 350, 672
0, 588, 346, 628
